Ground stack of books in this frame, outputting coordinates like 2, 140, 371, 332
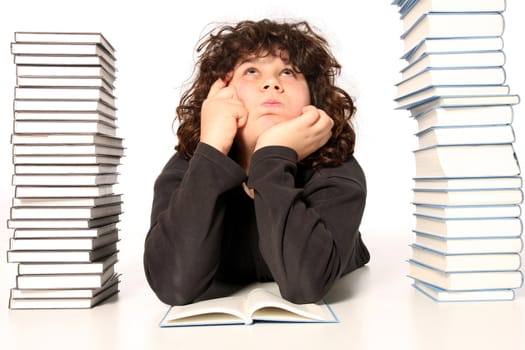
7, 32, 123, 309
392, 0, 524, 301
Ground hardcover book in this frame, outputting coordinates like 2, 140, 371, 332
9, 275, 120, 309
413, 215, 523, 238
411, 280, 515, 302
414, 105, 514, 132
407, 259, 524, 291
413, 144, 521, 179
413, 232, 523, 254
413, 204, 522, 220
13, 31, 116, 57
16, 266, 116, 289
396, 67, 506, 99
17, 252, 118, 274
9, 230, 119, 250
415, 124, 515, 149
399, 0, 506, 34
403, 37, 504, 64
6, 242, 118, 263
410, 244, 521, 272
401, 13, 504, 54
400, 51, 506, 82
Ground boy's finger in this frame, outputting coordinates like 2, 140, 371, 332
299, 106, 321, 125
207, 78, 227, 98
318, 109, 334, 129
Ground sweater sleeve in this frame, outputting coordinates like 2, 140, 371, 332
246, 146, 368, 304
143, 143, 246, 305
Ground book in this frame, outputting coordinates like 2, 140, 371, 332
400, 51, 506, 82
13, 120, 117, 136
15, 87, 115, 106
401, 13, 504, 54
14, 164, 118, 175
13, 154, 121, 165
412, 279, 515, 302
8, 277, 119, 309
159, 282, 338, 327
17, 252, 118, 274
410, 95, 520, 119
6, 242, 118, 263
11, 273, 119, 298
13, 54, 115, 74
413, 177, 522, 190
399, 0, 506, 34
410, 244, 521, 272
14, 100, 116, 119
414, 144, 521, 179
13, 223, 118, 238
413, 204, 522, 220
12, 173, 120, 186
16, 65, 115, 83
16, 76, 113, 91
414, 105, 514, 132
9, 230, 119, 250
10, 203, 122, 219
413, 232, 523, 254
415, 124, 515, 149
402, 37, 504, 64
13, 32, 116, 58
14, 184, 114, 198
13, 194, 122, 207
407, 259, 523, 291
396, 67, 506, 99
12, 144, 124, 157
10, 43, 116, 71
7, 214, 120, 229
11, 133, 121, 147
414, 215, 523, 239
16, 267, 115, 289
14, 111, 116, 125
412, 188, 524, 206
396, 84, 510, 110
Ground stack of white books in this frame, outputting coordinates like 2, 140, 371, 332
7, 32, 122, 309
392, 0, 524, 302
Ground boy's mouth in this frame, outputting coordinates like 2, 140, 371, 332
262, 99, 282, 107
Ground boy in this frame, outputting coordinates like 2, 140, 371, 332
144, 19, 370, 305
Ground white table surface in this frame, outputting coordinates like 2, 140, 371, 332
1, 230, 524, 350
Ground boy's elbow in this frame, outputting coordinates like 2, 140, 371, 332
278, 280, 329, 304
143, 251, 204, 306
277, 258, 341, 304
144, 264, 200, 306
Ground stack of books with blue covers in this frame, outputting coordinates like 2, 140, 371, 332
392, 0, 524, 302
6, 32, 123, 309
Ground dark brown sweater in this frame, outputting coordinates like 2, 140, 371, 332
143, 142, 370, 305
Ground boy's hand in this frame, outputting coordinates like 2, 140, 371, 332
254, 105, 334, 161
200, 78, 247, 155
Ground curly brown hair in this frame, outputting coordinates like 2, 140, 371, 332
175, 19, 356, 168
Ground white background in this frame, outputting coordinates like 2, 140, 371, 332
0, 1, 524, 293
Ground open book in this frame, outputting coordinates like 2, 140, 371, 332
159, 282, 338, 327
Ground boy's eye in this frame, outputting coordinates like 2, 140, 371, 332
245, 67, 258, 75
281, 68, 295, 76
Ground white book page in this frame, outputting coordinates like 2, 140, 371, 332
245, 287, 335, 322
162, 295, 249, 326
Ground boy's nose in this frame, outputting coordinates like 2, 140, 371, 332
261, 79, 283, 92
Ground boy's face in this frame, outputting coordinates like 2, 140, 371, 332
228, 52, 311, 150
